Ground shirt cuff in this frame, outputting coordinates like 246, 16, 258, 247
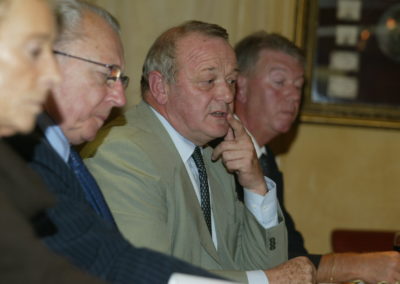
244, 176, 278, 229
246, 270, 269, 284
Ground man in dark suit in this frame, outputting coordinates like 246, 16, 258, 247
234, 31, 400, 283
0, 140, 108, 284
7, 1, 221, 283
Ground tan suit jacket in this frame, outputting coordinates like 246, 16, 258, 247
84, 101, 288, 283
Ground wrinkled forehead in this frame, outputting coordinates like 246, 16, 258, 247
259, 49, 303, 68
63, 10, 124, 67
256, 49, 304, 76
175, 33, 237, 72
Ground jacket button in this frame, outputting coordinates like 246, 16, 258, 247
269, 237, 276, 250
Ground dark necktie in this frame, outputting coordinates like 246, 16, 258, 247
259, 147, 284, 206
191, 146, 212, 235
259, 151, 280, 181
68, 148, 117, 228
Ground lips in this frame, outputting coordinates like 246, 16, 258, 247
210, 111, 227, 118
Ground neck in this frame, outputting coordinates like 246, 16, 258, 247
236, 109, 275, 147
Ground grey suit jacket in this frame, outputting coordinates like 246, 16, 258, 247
84, 101, 288, 283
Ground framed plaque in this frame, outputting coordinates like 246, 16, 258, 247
300, 0, 400, 129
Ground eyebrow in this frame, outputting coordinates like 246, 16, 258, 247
24, 34, 54, 46
269, 66, 288, 73
199, 67, 239, 76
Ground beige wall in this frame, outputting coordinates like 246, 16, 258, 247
278, 124, 400, 254
88, 0, 298, 106
88, 0, 400, 254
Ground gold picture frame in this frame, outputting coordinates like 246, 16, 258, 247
298, 0, 400, 129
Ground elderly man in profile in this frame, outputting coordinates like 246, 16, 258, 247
234, 31, 400, 284
84, 20, 316, 284
7, 1, 222, 283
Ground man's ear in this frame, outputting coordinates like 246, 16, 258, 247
148, 71, 168, 105
236, 75, 248, 103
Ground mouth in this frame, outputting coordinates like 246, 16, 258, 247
210, 111, 228, 119
95, 115, 107, 126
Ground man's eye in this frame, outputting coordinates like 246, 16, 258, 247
199, 79, 215, 87
28, 46, 43, 60
227, 79, 237, 85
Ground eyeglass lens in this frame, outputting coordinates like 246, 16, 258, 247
107, 65, 129, 89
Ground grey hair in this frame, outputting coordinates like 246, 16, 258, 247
140, 20, 229, 98
54, 0, 120, 47
235, 31, 305, 76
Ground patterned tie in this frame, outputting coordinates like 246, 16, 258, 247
191, 146, 212, 235
68, 148, 117, 228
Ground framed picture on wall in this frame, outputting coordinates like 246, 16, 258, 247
300, 0, 400, 129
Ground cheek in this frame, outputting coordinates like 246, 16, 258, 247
170, 87, 203, 118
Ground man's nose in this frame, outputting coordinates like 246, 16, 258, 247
284, 84, 302, 102
108, 80, 126, 107
215, 80, 234, 103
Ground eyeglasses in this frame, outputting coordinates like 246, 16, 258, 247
53, 50, 129, 89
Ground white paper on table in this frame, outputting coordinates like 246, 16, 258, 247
168, 273, 239, 284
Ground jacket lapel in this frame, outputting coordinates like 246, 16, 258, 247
133, 103, 220, 262
176, 165, 219, 262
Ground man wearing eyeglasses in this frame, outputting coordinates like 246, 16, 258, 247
48, 40, 128, 146
6, 0, 224, 283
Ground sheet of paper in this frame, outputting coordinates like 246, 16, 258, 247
327, 75, 358, 99
168, 273, 239, 284
330, 51, 360, 71
337, 0, 362, 21
336, 25, 359, 46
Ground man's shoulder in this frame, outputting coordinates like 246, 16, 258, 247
81, 103, 159, 158
5, 130, 48, 162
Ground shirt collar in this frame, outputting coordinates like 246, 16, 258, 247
244, 126, 266, 158
150, 107, 197, 163
37, 113, 70, 162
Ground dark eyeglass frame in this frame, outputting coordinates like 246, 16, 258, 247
53, 50, 129, 89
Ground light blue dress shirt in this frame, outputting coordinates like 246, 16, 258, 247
37, 113, 70, 162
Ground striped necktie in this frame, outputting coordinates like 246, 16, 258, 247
68, 148, 117, 228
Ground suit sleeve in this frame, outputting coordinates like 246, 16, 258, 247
7, 134, 219, 284
85, 135, 175, 255
268, 147, 322, 267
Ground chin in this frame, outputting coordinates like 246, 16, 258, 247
0, 127, 17, 137
17, 120, 36, 135
210, 127, 229, 139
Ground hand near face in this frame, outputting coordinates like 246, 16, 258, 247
265, 256, 316, 284
211, 113, 267, 195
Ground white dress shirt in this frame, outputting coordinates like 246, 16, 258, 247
152, 108, 279, 284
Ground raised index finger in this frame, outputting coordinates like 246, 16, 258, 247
226, 113, 246, 138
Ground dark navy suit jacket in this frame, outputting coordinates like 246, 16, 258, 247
262, 146, 321, 267
6, 132, 219, 284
